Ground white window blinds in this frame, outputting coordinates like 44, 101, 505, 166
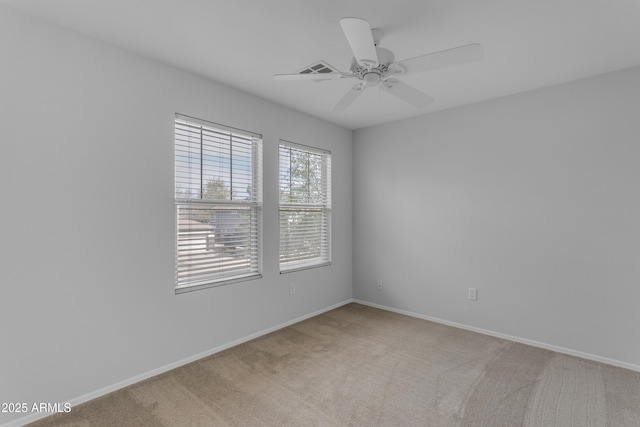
278, 141, 331, 272
175, 114, 262, 293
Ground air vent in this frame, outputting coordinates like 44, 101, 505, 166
297, 61, 338, 81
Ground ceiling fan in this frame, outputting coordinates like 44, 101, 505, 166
274, 17, 484, 111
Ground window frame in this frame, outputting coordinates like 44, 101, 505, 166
278, 140, 332, 273
174, 114, 262, 294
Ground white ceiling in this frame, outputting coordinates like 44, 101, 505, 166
4, 0, 640, 130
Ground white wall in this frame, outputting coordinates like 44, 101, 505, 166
0, 7, 352, 425
354, 66, 640, 368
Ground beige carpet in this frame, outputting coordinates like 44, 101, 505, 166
29, 303, 640, 426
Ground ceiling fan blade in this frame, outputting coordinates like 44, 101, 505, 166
394, 43, 484, 75
339, 17, 378, 66
273, 72, 350, 81
382, 79, 433, 108
332, 84, 365, 111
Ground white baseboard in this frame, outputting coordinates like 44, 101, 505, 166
354, 299, 640, 373
1, 299, 354, 427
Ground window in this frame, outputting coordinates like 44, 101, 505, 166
175, 114, 262, 293
278, 140, 331, 272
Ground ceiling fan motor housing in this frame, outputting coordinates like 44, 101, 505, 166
350, 47, 396, 86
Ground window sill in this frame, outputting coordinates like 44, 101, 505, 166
279, 261, 331, 274
175, 273, 262, 294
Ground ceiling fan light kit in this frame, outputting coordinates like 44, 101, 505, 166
274, 17, 484, 111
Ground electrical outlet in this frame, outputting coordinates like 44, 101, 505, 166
468, 288, 478, 301
377, 280, 383, 290
290, 283, 295, 295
